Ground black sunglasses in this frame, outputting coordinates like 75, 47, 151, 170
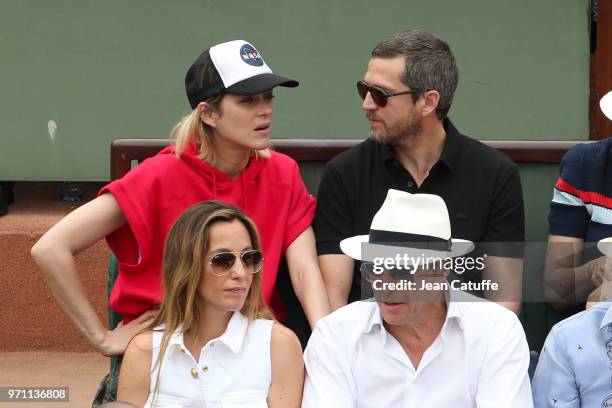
357, 80, 423, 107
360, 261, 444, 284
359, 262, 409, 283
208, 250, 263, 276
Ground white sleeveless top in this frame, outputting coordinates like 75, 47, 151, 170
144, 312, 274, 408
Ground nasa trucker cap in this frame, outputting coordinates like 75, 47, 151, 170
185, 40, 299, 109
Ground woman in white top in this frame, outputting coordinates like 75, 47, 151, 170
117, 201, 304, 407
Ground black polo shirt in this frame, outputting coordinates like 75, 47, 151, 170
314, 118, 525, 302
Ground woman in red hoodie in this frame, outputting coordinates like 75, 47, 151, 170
31, 40, 330, 405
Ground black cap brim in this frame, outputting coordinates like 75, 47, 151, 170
225, 73, 299, 95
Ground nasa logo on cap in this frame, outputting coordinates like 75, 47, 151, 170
240, 44, 264, 67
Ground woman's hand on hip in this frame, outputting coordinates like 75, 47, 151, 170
98, 309, 159, 356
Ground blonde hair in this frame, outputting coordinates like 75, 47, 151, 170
149, 200, 273, 403
172, 95, 271, 163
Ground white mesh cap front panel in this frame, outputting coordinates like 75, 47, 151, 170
209, 40, 273, 88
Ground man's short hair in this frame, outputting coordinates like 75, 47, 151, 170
371, 30, 458, 120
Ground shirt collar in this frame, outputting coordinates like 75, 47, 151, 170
443, 289, 465, 332
362, 300, 384, 335
167, 311, 250, 355
599, 301, 612, 330
216, 311, 249, 353
361, 289, 465, 337
380, 142, 396, 164
165, 326, 186, 353
378, 118, 461, 173
437, 118, 461, 172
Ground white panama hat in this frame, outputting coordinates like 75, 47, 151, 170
597, 237, 612, 258
593, 237, 612, 303
600, 90, 612, 121
340, 189, 474, 262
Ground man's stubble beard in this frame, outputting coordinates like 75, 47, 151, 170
368, 110, 423, 146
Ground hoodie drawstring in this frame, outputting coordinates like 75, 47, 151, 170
212, 173, 217, 198
241, 175, 246, 209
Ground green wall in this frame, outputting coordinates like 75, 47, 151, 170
0, 0, 590, 181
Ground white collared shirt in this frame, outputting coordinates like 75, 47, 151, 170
302, 293, 533, 408
144, 312, 273, 408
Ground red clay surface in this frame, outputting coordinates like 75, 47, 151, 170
0, 182, 109, 352
0, 183, 121, 407
0, 351, 108, 407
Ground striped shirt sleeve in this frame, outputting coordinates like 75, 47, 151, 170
548, 145, 590, 238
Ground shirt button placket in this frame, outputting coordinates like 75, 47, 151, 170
197, 348, 209, 405
202, 342, 213, 373
199, 347, 211, 388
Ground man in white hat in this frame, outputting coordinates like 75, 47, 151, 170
314, 30, 524, 314
303, 190, 533, 407
544, 90, 612, 311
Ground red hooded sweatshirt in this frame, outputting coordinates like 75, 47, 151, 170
100, 143, 316, 322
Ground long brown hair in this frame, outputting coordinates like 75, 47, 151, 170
149, 200, 273, 402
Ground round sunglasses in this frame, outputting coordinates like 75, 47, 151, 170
356, 80, 423, 107
208, 250, 263, 277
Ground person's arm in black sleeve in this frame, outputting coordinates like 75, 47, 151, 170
314, 161, 355, 311
481, 163, 525, 314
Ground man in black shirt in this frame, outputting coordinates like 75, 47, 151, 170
314, 30, 524, 313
